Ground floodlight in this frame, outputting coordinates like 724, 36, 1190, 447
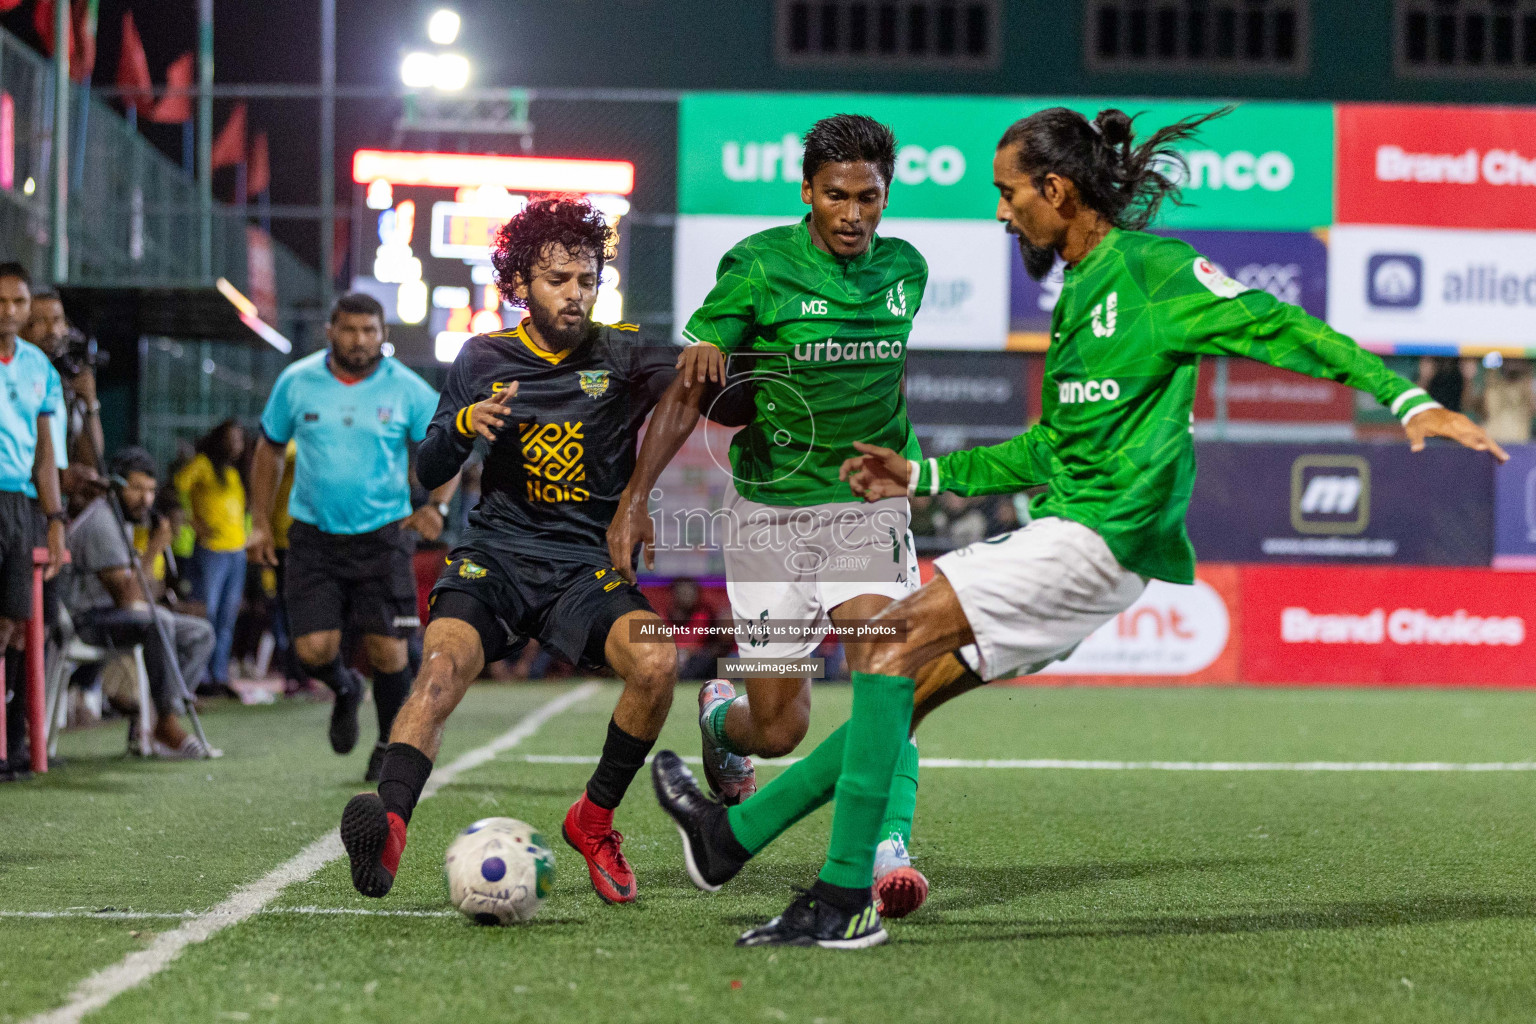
428, 9, 461, 44
400, 51, 437, 88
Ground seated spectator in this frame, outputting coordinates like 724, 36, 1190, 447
663, 578, 733, 680
66, 448, 219, 758
1472, 357, 1535, 446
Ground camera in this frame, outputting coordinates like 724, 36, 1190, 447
51, 328, 108, 379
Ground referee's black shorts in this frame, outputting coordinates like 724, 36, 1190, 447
284, 520, 420, 639
0, 490, 37, 622
427, 527, 653, 672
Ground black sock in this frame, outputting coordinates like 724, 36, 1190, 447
583, 719, 655, 810
706, 803, 753, 864
303, 653, 353, 696
4, 648, 26, 755
810, 878, 871, 914
372, 668, 411, 741
377, 742, 433, 824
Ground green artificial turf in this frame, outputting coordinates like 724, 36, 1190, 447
6, 683, 1536, 1023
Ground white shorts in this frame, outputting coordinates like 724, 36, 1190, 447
935, 516, 1146, 682
723, 480, 919, 660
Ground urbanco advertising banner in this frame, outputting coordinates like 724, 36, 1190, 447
1327, 225, 1536, 347
1492, 443, 1536, 570
1336, 103, 1536, 231
1033, 565, 1240, 683
1240, 565, 1536, 686
1011, 229, 1328, 334
679, 93, 1334, 229
1185, 442, 1495, 566
673, 214, 1010, 348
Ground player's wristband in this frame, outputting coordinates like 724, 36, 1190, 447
1400, 400, 1442, 425
906, 460, 920, 497
454, 403, 479, 437
926, 458, 940, 497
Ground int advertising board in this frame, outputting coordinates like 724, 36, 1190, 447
1327, 224, 1536, 348
1336, 103, 1536, 231
679, 93, 1333, 229
1185, 442, 1495, 566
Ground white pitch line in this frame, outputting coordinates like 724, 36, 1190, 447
24, 681, 602, 1024
1, 907, 458, 920
516, 753, 1536, 772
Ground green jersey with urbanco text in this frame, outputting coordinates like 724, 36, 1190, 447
682, 215, 927, 506
909, 228, 1438, 584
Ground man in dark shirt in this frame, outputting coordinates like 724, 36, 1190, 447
340, 196, 742, 905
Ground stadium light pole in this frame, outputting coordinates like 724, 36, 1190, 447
49, 0, 68, 283
198, 0, 213, 280
320, 0, 337, 319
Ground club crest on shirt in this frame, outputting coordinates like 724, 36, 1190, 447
457, 560, 488, 580
377, 406, 394, 424
577, 369, 611, 399
885, 280, 908, 318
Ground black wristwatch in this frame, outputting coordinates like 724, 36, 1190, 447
45, 510, 66, 524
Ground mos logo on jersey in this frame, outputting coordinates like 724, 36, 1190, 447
577, 370, 611, 398
1290, 454, 1370, 535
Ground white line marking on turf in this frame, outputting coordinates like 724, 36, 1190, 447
518, 753, 1536, 772
1, 907, 458, 920
23, 682, 601, 1024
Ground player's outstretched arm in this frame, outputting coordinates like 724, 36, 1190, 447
1404, 406, 1509, 462
840, 442, 912, 501
842, 427, 1061, 503
608, 375, 707, 582
676, 341, 725, 387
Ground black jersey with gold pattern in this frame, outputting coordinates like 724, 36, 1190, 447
418, 321, 682, 565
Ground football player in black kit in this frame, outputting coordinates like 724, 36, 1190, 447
340, 196, 743, 904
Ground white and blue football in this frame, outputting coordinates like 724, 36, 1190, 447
443, 817, 555, 925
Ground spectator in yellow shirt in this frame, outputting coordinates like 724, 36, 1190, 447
174, 419, 248, 697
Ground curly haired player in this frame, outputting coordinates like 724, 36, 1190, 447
339, 196, 745, 904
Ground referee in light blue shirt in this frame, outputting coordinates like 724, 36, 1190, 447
0, 262, 66, 775
248, 293, 456, 780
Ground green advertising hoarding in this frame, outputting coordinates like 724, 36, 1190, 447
679, 93, 1334, 229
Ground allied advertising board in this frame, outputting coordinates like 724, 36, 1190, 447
1336, 103, 1536, 231
1185, 442, 1495, 566
1327, 225, 1536, 347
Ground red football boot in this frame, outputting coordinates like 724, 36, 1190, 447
874, 865, 929, 919
340, 793, 408, 898
562, 794, 637, 904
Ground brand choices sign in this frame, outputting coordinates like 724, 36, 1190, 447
1242, 565, 1534, 685
680, 93, 1334, 229
1336, 103, 1536, 231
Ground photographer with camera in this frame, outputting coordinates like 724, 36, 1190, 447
24, 291, 105, 501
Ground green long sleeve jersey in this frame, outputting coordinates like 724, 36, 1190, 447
911, 228, 1440, 584
682, 216, 927, 506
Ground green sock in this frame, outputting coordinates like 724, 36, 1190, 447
878, 737, 920, 847
727, 722, 847, 854
705, 695, 747, 756
819, 671, 916, 890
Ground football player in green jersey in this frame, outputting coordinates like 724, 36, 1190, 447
651, 105, 1507, 948
610, 114, 980, 918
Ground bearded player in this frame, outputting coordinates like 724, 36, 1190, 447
340, 196, 743, 904
651, 105, 1507, 948
609, 114, 979, 919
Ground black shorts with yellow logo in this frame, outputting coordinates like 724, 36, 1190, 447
427, 526, 653, 672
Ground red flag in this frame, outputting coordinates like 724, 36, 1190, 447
246, 132, 269, 196
33, 0, 68, 58
70, 0, 97, 83
115, 11, 153, 110
210, 103, 246, 169
148, 52, 193, 124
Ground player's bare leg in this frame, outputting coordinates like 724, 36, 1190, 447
563, 609, 678, 903
340, 618, 483, 897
